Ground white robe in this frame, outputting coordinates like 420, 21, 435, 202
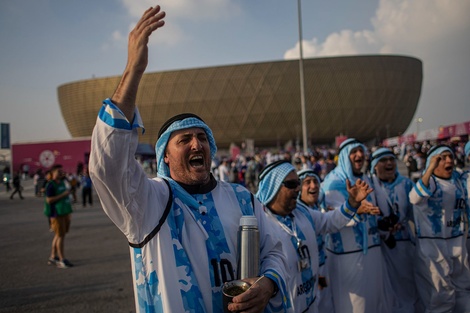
372, 175, 419, 313
265, 202, 355, 312
89, 103, 289, 313
409, 174, 470, 313
322, 174, 391, 313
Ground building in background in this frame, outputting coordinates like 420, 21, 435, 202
58, 55, 422, 149
11, 138, 91, 175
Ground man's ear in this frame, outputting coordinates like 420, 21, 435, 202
164, 154, 169, 164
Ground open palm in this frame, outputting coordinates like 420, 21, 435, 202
346, 178, 373, 203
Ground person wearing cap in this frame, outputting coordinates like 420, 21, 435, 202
88, 6, 288, 313
409, 144, 470, 312
255, 160, 373, 312
370, 148, 419, 313
321, 138, 387, 313
296, 169, 333, 313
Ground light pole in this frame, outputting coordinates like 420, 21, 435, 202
297, 0, 308, 154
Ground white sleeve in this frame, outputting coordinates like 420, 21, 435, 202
324, 189, 358, 226
89, 103, 170, 244
254, 200, 290, 310
409, 178, 435, 205
310, 203, 355, 235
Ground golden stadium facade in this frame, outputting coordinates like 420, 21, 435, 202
58, 55, 422, 148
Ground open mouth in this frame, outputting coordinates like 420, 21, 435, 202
189, 155, 205, 168
444, 165, 453, 172
308, 190, 318, 196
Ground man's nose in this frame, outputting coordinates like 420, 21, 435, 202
190, 137, 202, 149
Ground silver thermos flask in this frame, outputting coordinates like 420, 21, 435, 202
237, 215, 260, 280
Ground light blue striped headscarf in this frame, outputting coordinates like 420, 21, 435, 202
297, 169, 321, 184
370, 147, 405, 188
465, 141, 470, 158
297, 169, 324, 204
425, 145, 454, 171
155, 117, 217, 177
154, 116, 218, 214
322, 138, 367, 193
256, 161, 296, 206
336, 138, 367, 181
370, 147, 396, 175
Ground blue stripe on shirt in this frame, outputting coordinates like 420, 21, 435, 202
99, 98, 145, 133
414, 179, 431, 197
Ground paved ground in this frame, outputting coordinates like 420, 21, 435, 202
0, 180, 135, 313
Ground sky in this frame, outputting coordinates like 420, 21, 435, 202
1, 0, 469, 144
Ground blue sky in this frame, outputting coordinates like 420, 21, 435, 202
1, 0, 469, 143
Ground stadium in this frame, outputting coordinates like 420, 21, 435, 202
58, 55, 422, 149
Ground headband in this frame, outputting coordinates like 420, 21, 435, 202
425, 144, 453, 170
338, 139, 361, 154
370, 147, 395, 175
158, 113, 205, 138
297, 169, 321, 183
155, 114, 217, 177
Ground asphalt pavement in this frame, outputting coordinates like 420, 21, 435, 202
0, 180, 135, 313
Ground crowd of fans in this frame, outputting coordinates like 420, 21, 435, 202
206, 139, 468, 190
134, 138, 469, 193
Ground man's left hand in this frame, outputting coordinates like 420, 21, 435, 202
228, 276, 276, 312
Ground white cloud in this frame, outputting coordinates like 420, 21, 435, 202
112, 30, 124, 41
101, 30, 126, 51
284, 29, 381, 59
108, 0, 241, 48
372, 0, 469, 54
121, 0, 241, 20
284, 0, 470, 132
285, 0, 469, 58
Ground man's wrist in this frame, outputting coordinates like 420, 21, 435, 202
266, 277, 278, 297
348, 197, 360, 209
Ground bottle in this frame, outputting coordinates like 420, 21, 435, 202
237, 215, 260, 279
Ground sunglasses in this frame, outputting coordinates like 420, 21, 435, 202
282, 180, 301, 189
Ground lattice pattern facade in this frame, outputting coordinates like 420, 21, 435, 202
58, 55, 422, 148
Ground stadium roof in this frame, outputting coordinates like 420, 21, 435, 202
58, 55, 422, 149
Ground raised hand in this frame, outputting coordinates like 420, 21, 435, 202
112, 5, 166, 121
346, 178, 374, 209
127, 6, 166, 75
421, 154, 441, 187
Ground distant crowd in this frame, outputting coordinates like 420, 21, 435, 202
133, 139, 470, 193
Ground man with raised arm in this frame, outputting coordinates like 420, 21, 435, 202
89, 6, 287, 313
409, 144, 470, 312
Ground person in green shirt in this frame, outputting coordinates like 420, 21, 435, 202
44, 164, 74, 268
